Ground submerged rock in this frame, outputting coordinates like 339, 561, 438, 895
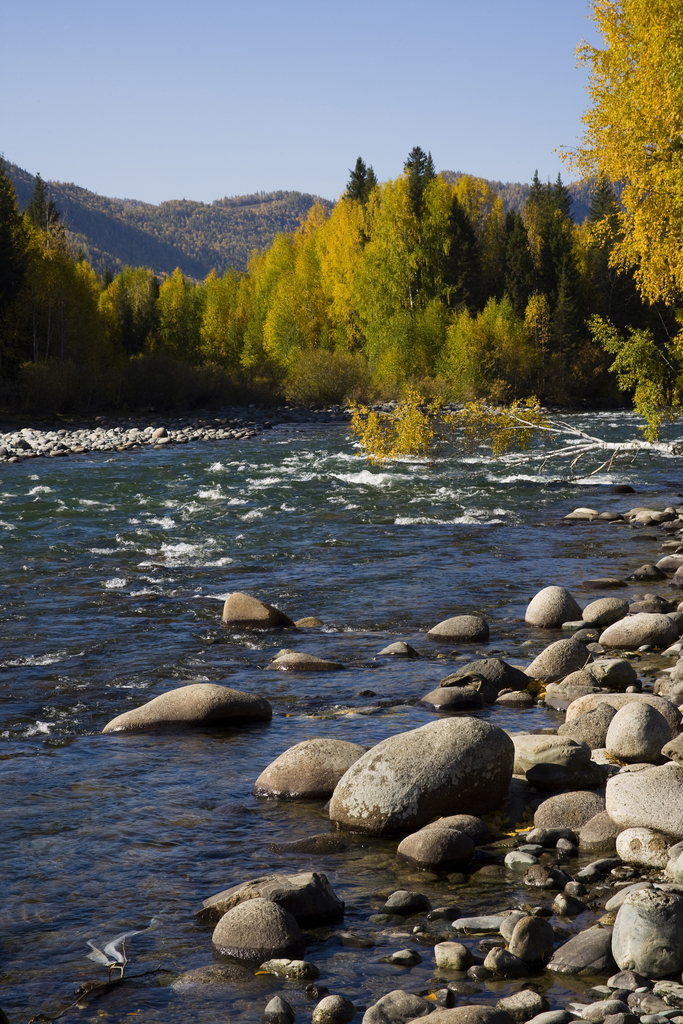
102, 683, 271, 733
253, 739, 367, 799
328, 718, 514, 836
268, 651, 344, 672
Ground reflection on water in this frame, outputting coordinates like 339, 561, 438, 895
1, 414, 681, 1021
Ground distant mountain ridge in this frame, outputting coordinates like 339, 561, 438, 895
7, 162, 593, 281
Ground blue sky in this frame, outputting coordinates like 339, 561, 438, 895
1, 0, 600, 205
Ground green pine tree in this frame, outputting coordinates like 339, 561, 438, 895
404, 146, 436, 216
504, 210, 535, 316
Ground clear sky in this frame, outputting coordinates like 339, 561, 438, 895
1, 0, 600, 206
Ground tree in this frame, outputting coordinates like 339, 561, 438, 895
0, 158, 28, 378
504, 210, 535, 316
565, 0, 683, 304
26, 173, 62, 244
345, 158, 377, 205
404, 146, 436, 217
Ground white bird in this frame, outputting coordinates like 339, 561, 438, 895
85, 928, 143, 978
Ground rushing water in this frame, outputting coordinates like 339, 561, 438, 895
2, 413, 683, 1023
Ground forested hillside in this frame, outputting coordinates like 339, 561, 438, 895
7, 163, 334, 278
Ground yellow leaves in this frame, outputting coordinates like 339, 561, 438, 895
349, 387, 443, 465
446, 397, 549, 457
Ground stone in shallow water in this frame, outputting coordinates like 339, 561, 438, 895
264, 995, 296, 1023
605, 703, 670, 763
397, 826, 475, 871
383, 890, 430, 915
612, 888, 683, 978
434, 941, 473, 970
606, 762, 683, 839
377, 641, 420, 657
312, 994, 356, 1024
496, 990, 549, 1023
222, 591, 295, 628
525, 586, 583, 627
547, 924, 616, 976
102, 682, 272, 733
211, 898, 305, 964
525, 638, 591, 682
252, 738, 368, 799
361, 989, 432, 1024
197, 871, 344, 927
427, 615, 489, 642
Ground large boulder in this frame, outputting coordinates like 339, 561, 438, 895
508, 915, 555, 962
599, 613, 679, 650
612, 888, 683, 977
615, 828, 672, 869
579, 811, 621, 852
564, 693, 681, 739
418, 687, 485, 712
362, 990, 433, 1024
397, 826, 475, 870
427, 615, 489, 642
525, 586, 582, 628
328, 718, 514, 836
511, 734, 604, 790
558, 703, 616, 749
588, 659, 638, 688
582, 598, 629, 627
102, 683, 271, 733
252, 739, 368, 799
197, 871, 344, 927
411, 1010, 514, 1024
605, 703, 671, 763
440, 658, 529, 693
525, 639, 591, 682
534, 790, 606, 830
222, 592, 295, 629
605, 762, 683, 839
211, 898, 305, 963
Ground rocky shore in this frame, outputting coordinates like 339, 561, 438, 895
51, 497, 683, 1024
0, 404, 357, 463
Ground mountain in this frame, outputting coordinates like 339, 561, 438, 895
7, 163, 334, 279
7, 162, 594, 282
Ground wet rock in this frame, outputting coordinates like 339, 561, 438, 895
268, 651, 345, 672
599, 613, 678, 649
612, 888, 683, 977
496, 691, 534, 707
198, 871, 344, 927
558, 704, 616, 749
418, 1010, 515, 1024
434, 814, 490, 844
328, 718, 514, 836
526, 827, 578, 846
378, 642, 420, 657
427, 905, 462, 923
253, 739, 368, 799
607, 969, 651, 991
102, 682, 272, 733
212, 898, 305, 963
526, 1014, 572, 1024
606, 762, 683, 839
565, 507, 599, 520
508, 915, 555, 962
499, 912, 526, 941
615, 828, 671, 869
513, 734, 604, 790
397, 826, 475, 871
427, 615, 489, 643
223, 592, 296, 629
452, 914, 506, 932
627, 565, 667, 582
496, 993, 549, 1024
483, 947, 528, 978
260, 958, 320, 980
547, 925, 616, 976
269, 833, 351, 854
312, 995, 356, 1024
171, 961, 259, 988
583, 599, 630, 627
294, 617, 324, 627
564, 694, 680, 739
606, 704, 670, 763
605, 883, 653, 913
525, 639, 591, 682
264, 995, 296, 1023
525, 586, 583, 628
434, 941, 474, 970
553, 893, 586, 916
384, 948, 423, 967
419, 687, 485, 712
630, 595, 675, 614
523, 864, 568, 889
588, 659, 639, 688
661, 733, 683, 765
579, 812, 621, 852
657, 554, 683, 573
534, 790, 606, 830
382, 890, 430, 915
440, 658, 529, 693
362, 989, 432, 1024
505, 850, 539, 872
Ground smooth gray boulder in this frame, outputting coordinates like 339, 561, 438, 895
434, 941, 473, 970
362, 989, 433, 1024
661, 733, 683, 765
397, 826, 475, 870
211, 898, 305, 963
606, 762, 683, 838
605, 703, 671, 763
512, 734, 604, 790
312, 995, 356, 1024
434, 814, 490, 843
496, 991, 548, 1024
329, 718, 514, 836
615, 827, 672, 868
378, 642, 420, 657
483, 948, 528, 978
525, 639, 591, 682
612, 888, 683, 977
558, 704, 616, 749
252, 739, 368, 799
268, 651, 344, 672
534, 791, 606, 830
583, 598, 629, 627
223, 592, 295, 628
440, 658, 529, 693
588, 659, 638, 688
547, 925, 616, 976
507, 915, 555, 962
525, 1015, 572, 1024
427, 615, 489, 642
565, 693, 681, 739
102, 683, 272, 733
410, 1010, 512, 1024
599, 613, 679, 650
264, 995, 296, 1023
581, 1001, 629, 1022
579, 811, 621, 851
383, 890, 430, 915
418, 687, 485, 712
197, 871, 343, 927
525, 586, 583, 628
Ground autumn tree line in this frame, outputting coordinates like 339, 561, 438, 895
0, 149, 672, 414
